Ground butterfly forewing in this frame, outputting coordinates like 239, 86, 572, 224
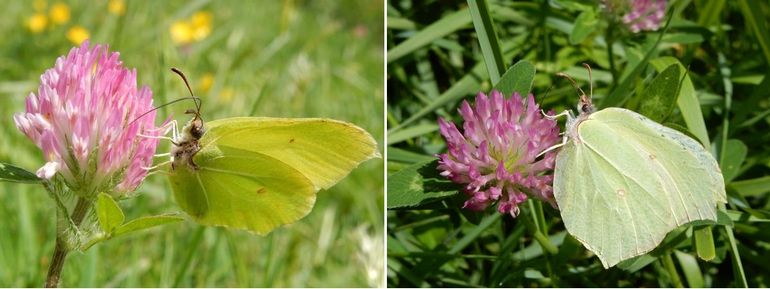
200, 117, 379, 190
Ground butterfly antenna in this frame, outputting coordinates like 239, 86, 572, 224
583, 63, 593, 99
171, 68, 202, 120
127, 97, 201, 126
555, 72, 586, 98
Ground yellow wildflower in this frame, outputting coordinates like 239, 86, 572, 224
170, 21, 194, 45
26, 13, 48, 33
66, 26, 89, 45
191, 11, 212, 41
170, 11, 212, 45
49, 2, 70, 25
199, 73, 214, 93
108, 0, 125, 16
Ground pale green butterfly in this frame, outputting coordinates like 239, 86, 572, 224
549, 65, 726, 268
164, 69, 379, 235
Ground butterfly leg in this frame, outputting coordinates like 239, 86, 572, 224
536, 134, 569, 158
169, 120, 180, 143
542, 109, 571, 120
142, 160, 171, 172
138, 120, 180, 145
137, 133, 177, 143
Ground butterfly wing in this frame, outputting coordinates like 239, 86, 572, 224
169, 145, 316, 234
554, 107, 725, 268
168, 117, 378, 234
200, 117, 380, 190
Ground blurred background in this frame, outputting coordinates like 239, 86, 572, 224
0, 0, 384, 287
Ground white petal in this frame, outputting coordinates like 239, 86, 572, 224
36, 161, 60, 179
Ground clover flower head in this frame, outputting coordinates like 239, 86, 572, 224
14, 41, 163, 197
437, 91, 560, 217
622, 0, 667, 33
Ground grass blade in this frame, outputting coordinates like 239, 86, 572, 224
387, 9, 472, 63
737, 0, 770, 69
722, 224, 748, 287
173, 227, 205, 287
387, 123, 438, 145
388, 60, 487, 132
467, 0, 505, 83
674, 250, 704, 287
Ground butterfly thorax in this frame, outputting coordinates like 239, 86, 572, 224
171, 118, 204, 170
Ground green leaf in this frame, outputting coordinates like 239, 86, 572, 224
726, 209, 770, 223
626, 64, 682, 123
720, 139, 748, 183
0, 162, 41, 184
387, 159, 460, 209
96, 193, 125, 234
552, 0, 592, 11
662, 33, 705, 44
387, 16, 416, 30
493, 60, 536, 97
616, 254, 658, 273
693, 226, 716, 261
730, 176, 770, 197
468, 0, 505, 84
387, 9, 472, 63
617, 226, 689, 272
113, 214, 185, 237
650, 57, 711, 148
569, 10, 597, 45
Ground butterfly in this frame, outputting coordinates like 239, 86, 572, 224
550, 64, 726, 268
164, 68, 379, 235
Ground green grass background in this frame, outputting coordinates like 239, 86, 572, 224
0, 0, 384, 287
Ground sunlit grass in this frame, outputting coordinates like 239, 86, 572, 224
0, 0, 384, 287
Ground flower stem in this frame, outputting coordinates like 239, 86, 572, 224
45, 197, 91, 288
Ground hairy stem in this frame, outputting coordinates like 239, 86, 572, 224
45, 197, 91, 288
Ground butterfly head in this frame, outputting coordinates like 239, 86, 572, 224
557, 63, 596, 116
184, 108, 204, 140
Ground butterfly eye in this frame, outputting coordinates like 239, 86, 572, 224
190, 125, 204, 139
581, 104, 591, 113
